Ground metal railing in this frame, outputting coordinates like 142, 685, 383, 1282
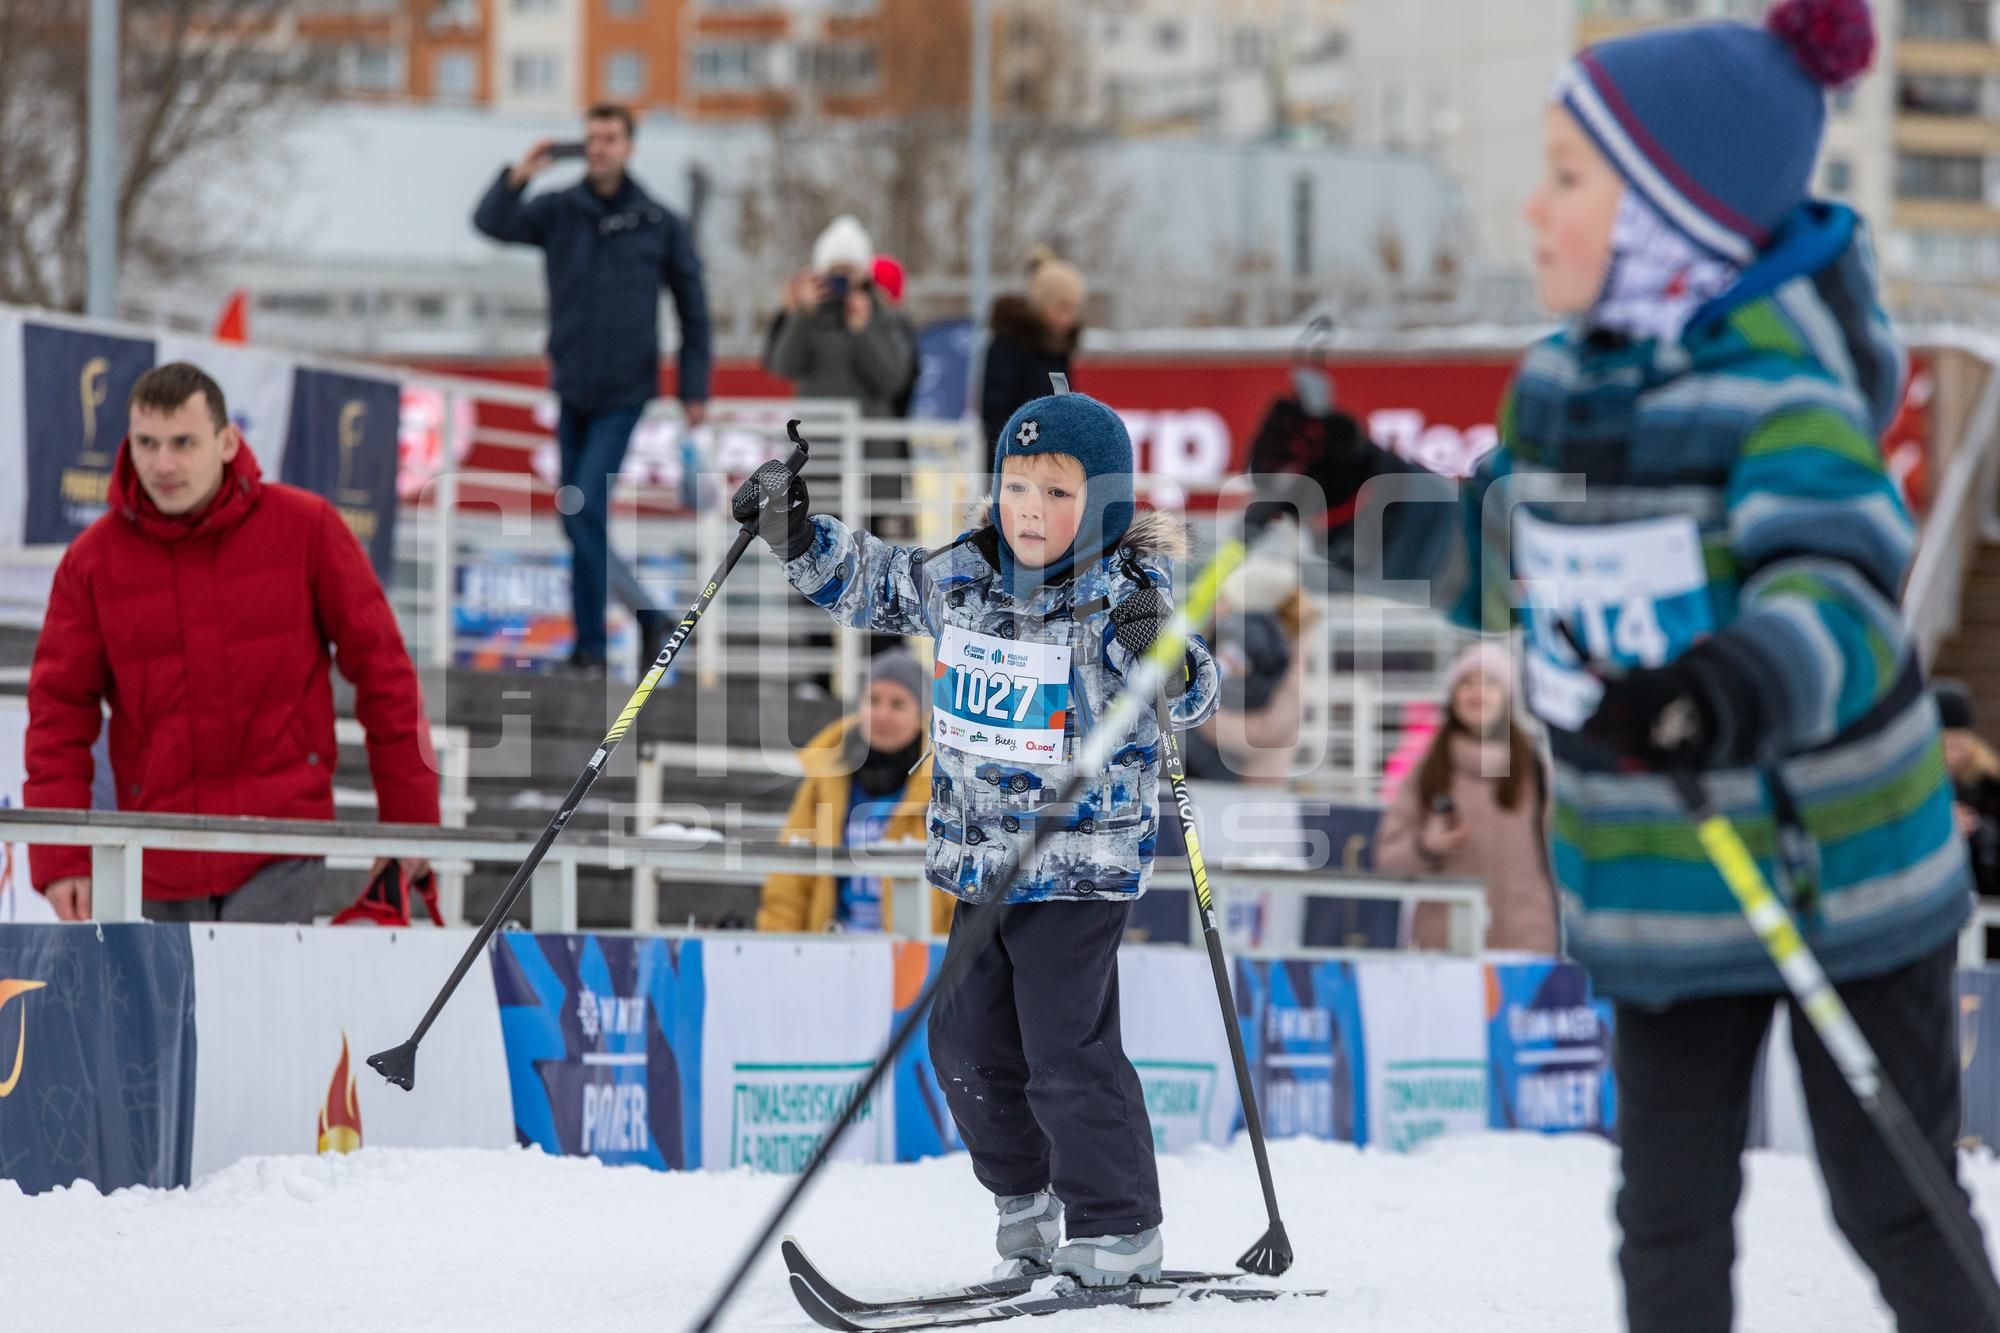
0, 807, 1489, 955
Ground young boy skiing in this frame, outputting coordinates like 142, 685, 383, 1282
1322, 1, 1998, 1328
734, 390, 1219, 1286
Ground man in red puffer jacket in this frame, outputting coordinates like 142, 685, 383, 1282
25, 361, 439, 921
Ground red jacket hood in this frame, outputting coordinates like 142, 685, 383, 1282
110, 436, 265, 544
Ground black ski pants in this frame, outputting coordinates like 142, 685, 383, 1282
1614, 942, 1996, 1333
928, 898, 1162, 1239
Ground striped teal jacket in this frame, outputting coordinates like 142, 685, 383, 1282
1371, 203, 1969, 1005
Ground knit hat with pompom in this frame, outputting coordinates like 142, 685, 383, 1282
1554, 0, 1875, 263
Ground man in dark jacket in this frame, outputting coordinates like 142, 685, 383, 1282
25, 363, 439, 921
473, 103, 713, 674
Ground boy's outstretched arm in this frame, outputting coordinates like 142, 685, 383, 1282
1308, 429, 1481, 627
731, 465, 936, 638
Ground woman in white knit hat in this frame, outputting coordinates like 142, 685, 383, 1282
764, 214, 916, 419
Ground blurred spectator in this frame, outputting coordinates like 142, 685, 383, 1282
1937, 682, 2000, 914
980, 247, 1085, 469
25, 363, 439, 922
757, 650, 952, 934
473, 103, 712, 675
872, 255, 922, 419
1374, 642, 1557, 954
1185, 554, 1314, 786
765, 216, 915, 419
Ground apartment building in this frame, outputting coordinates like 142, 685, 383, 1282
297, 0, 1353, 138
299, 0, 930, 121
1564, 0, 2000, 288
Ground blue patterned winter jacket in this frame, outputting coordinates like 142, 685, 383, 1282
781, 510, 1220, 905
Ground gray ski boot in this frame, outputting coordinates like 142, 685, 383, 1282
1051, 1227, 1164, 1287
992, 1190, 1062, 1277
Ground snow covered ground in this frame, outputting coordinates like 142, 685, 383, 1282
7, 1133, 1998, 1331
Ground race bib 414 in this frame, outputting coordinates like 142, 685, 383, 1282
1516, 512, 1714, 732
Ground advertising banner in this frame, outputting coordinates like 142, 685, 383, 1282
187, 926, 513, 1176
700, 936, 895, 1172
1233, 958, 1366, 1145
1355, 956, 1489, 1153
1485, 961, 1616, 1138
1118, 947, 1242, 1153
0, 923, 196, 1194
21, 322, 156, 544
1961, 967, 2000, 1149
455, 550, 689, 674
890, 941, 961, 1162
157, 335, 298, 483
0, 310, 24, 547
491, 934, 705, 1167
283, 367, 402, 580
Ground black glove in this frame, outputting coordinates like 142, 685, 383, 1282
1581, 647, 1756, 770
1109, 588, 1188, 698
731, 461, 813, 559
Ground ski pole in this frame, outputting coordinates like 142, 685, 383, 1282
1151, 672, 1292, 1277
366, 422, 813, 1094
689, 539, 1247, 1333
1670, 767, 2000, 1327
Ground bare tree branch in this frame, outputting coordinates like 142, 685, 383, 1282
0, 0, 328, 310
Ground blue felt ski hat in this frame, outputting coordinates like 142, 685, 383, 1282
991, 391, 1134, 587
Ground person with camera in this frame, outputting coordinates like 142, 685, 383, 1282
1374, 641, 1557, 953
472, 103, 712, 675
764, 215, 915, 420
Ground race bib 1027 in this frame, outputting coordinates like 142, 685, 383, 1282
1516, 511, 1714, 732
931, 625, 1072, 765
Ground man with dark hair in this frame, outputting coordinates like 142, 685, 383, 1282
24, 361, 439, 921
474, 102, 713, 675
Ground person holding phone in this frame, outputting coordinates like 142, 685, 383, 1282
472, 103, 712, 677
763, 215, 915, 420
1374, 641, 1558, 953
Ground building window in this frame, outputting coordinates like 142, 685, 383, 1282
606, 50, 645, 98
692, 41, 769, 91
1896, 151, 1986, 201
802, 42, 878, 94
512, 0, 557, 12
608, 0, 641, 15
1824, 157, 1852, 197
1898, 72, 1985, 116
434, 50, 477, 99
1155, 20, 1182, 52
427, 0, 478, 31
701, 0, 767, 9
338, 43, 403, 93
1231, 27, 1265, 68
1904, 0, 1990, 42
511, 51, 558, 94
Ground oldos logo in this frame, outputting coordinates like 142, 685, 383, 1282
0, 978, 47, 1098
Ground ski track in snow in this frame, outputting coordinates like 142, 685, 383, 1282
6, 1133, 1999, 1331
